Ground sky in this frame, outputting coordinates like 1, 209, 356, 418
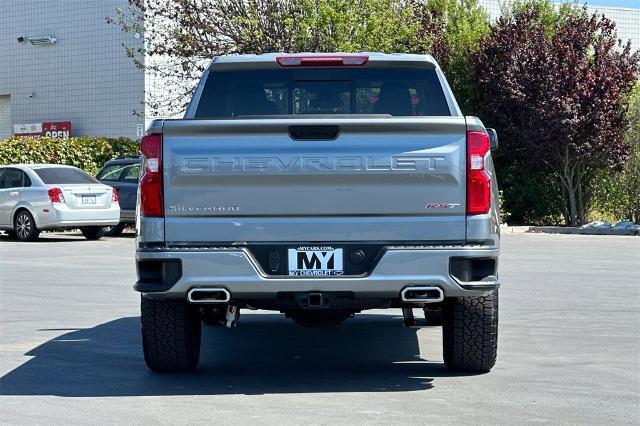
561, 0, 640, 8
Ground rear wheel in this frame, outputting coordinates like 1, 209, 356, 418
14, 210, 40, 241
81, 226, 106, 240
442, 290, 498, 373
141, 296, 202, 372
104, 223, 126, 237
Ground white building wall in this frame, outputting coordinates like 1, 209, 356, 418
0, 0, 145, 139
477, 0, 639, 50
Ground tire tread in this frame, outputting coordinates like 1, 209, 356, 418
141, 296, 201, 372
443, 290, 498, 372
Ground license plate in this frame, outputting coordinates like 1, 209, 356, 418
288, 246, 344, 276
81, 196, 96, 205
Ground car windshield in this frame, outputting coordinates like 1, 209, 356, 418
194, 67, 451, 118
97, 164, 129, 180
34, 167, 100, 184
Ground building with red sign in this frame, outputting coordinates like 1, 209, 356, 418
0, 0, 145, 140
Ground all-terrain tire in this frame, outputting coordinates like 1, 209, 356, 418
442, 289, 498, 373
81, 226, 106, 240
141, 296, 202, 372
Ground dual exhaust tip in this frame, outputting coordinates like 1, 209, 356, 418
187, 286, 443, 304
400, 286, 444, 303
187, 288, 231, 304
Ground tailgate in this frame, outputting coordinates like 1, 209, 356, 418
162, 117, 466, 243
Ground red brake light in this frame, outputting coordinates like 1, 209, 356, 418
466, 131, 491, 215
112, 187, 119, 203
276, 55, 369, 67
140, 133, 163, 217
48, 187, 65, 203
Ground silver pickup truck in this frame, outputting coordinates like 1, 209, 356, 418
135, 53, 500, 373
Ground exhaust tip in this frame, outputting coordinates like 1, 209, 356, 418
400, 286, 444, 303
187, 288, 231, 303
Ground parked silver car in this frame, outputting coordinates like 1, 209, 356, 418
0, 164, 120, 241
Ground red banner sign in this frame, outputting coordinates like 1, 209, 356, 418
43, 121, 72, 139
14, 121, 72, 139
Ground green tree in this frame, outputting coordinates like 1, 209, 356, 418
109, 0, 421, 117
474, 2, 639, 226
590, 84, 640, 223
411, 0, 490, 114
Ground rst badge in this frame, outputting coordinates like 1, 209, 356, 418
288, 246, 344, 276
425, 202, 461, 209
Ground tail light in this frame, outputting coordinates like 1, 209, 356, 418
276, 55, 369, 67
112, 187, 119, 203
48, 187, 65, 203
466, 131, 491, 215
140, 133, 163, 217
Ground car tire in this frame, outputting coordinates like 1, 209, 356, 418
14, 210, 40, 241
104, 223, 126, 237
141, 296, 202, 373
442, 289, 498, 373
80, 226, 106, 240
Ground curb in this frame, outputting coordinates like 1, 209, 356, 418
526, 226, 640, 236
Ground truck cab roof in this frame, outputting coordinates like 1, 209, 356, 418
209, 52, 439, 70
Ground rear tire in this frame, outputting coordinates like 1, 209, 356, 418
442, 289, 498, 373
141, 296, 202, 372
104, 223, 125, 237
14, 210, 40, 241
81, 226, 106, 240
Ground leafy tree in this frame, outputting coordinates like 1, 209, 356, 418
474, 2, 639, 226
590, 84, 640, 223
411, 0, 490, 114
109, 0, 420, 117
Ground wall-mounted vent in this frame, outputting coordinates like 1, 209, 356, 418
27, 36, 57, 46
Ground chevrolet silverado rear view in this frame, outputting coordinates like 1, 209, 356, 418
135, 53, 501, 373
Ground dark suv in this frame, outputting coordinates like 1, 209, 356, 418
96, 156, 141, 236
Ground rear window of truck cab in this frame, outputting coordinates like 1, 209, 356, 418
194, 68, 451, 118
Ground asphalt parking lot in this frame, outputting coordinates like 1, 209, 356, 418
0, 232, 638, 425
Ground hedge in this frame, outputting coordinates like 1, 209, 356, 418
0, 136, 139, 175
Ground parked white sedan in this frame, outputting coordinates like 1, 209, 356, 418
0, 164, 120, 241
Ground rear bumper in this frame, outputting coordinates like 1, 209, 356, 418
119, 209, 136, 223
135, 245, 499, 300
38, 204, 120, 229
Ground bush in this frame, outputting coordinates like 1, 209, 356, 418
0, 136, 139, 175
589, 84, 640, 223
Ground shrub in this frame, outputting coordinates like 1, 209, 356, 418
589, 84, 640, 223
0, 136, 139, 175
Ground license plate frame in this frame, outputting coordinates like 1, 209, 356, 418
287, 246, 344, 276
81, 195, 96, 205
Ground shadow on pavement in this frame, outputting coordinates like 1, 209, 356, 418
0, 313, 457, 397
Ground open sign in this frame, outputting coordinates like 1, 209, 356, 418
14, 121, 71, 139
43, 121, 71, 139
